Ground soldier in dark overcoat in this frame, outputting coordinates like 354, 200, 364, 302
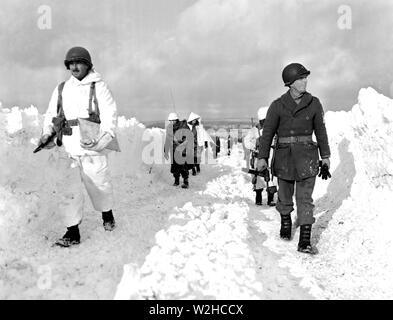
257, 63, 331, 254
164, 113, 191, 189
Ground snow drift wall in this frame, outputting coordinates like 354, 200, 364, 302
308, 87, 393, 299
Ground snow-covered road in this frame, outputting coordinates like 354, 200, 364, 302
114, 146, 312, 300
0, 144, 311, 299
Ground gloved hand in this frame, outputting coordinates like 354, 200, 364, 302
321, 158, 330, 168
204, 141, 208, 148
38, 133, 56, 149
81, 132, 113, 152
318, 158, 331, 180
164, 153, 169, 160
257, 158, 268, 172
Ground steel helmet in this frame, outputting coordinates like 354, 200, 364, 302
282, 63, 310, 86
64, 46, 93, 69
257, 106, 268, 120
167, 112, 179, 121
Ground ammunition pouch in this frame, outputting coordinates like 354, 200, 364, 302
87, 112, 101, 124
63, 127, 73, 136
67, 119, 79, 127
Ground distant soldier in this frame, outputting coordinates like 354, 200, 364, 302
187, 112, 212, 175
214, 135, 221, 158
257, 63, 331, 254
243, 131, 251, 169
244, 107, 277, 206
164, 113, 191, 188
227, 134, 232, 156
209, 133, 221, 159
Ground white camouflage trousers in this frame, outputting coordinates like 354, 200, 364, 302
55, 153, 114, 227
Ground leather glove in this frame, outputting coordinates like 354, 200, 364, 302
318, 158, 331, 180
38, 133, 56, 149
81, 132, 113, 152
257, 158, 268, 172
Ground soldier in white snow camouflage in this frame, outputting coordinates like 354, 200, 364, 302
38, 47, 119, 247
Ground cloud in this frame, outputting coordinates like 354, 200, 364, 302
140, 0, 393, 118
1, 0, 393, 122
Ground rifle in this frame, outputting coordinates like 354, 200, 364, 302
243, 167, 278, 195
242, 167, 270, 182
33, 131, 56, 153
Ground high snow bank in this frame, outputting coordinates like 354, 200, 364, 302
311, 87, 393, 299
0, 104, 164, 251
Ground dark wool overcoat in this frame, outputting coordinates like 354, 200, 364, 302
164, 120, 193, 173
258, 90, 330, 180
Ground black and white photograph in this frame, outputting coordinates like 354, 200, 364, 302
0, 0, 392, 303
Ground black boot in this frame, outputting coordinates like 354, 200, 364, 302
267, 191, 276, 206
196, 164, 200, 173
255, 189, 263, 205
54, 225, 80, 247
181, 178, 189, 189
297, 224, 316, 254
102, 210, 116, 231
280, 214, 292, 240
191, 167, 196, 176
173, 175, 180, 186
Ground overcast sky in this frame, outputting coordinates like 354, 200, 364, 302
1, 0, 393, 122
